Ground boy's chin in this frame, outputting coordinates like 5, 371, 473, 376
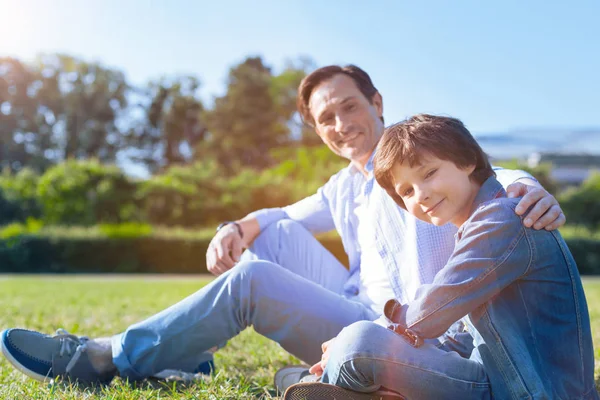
418, 215, 447, 226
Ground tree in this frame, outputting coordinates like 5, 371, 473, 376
202, 56, 287, 172
0, 57, 51, 171
0, 54, 129, 172
270, 57, 320, 146
125, 76, 206, 173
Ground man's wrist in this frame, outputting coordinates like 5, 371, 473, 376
216, 221, 244, 239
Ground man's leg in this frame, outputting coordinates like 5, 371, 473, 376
241, 219, 350, 293
113, 261, 376, 380
1, 220, 362, 383
321, 321, 491, 399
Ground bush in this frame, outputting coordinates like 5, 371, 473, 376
559, 172, 600, 230
0, 168, 42, 224
36, 159, 138, 225
1, 225, 598, 275
493, 159, 559, 196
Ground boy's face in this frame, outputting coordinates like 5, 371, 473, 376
390, 154, 479, 227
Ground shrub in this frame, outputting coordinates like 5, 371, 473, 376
559, 172, 600, 230
0, 225, 597, 275
36, 159, 138, 225
0, 167, 42, 224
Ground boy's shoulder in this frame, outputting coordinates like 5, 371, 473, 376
467, 196, 523, 228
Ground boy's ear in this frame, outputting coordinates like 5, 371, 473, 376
465, 164, 477, 175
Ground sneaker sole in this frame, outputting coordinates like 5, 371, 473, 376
0, 329, 52, 382
284, 382, 404, 400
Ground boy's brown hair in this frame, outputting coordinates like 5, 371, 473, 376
373, 114, 495, 209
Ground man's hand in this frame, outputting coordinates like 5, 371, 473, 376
206, 224, 244, 276
309, 338, 335, 378
506, 180, 566, 231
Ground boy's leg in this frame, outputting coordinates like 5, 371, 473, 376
321, 321, 491, 399
113, 261, 376, 380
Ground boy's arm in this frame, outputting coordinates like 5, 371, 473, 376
383, 200, 531, 344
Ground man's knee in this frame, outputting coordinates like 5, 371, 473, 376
254, 220, 308, 246
245, 220, 310, 262
226, 260, 283, 296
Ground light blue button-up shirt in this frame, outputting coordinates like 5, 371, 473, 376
248, 153, 533, 304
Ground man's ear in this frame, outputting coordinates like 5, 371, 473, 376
372, 92, 383, 118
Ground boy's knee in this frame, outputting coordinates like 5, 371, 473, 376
336, 321, 382, 351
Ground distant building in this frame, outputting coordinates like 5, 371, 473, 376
527, 152, 600, 187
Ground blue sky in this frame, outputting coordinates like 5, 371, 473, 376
1, 0, 599, 134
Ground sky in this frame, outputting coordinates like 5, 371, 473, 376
1, 0, 599, 136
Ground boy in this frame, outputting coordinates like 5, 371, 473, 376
285, 114, 597, 399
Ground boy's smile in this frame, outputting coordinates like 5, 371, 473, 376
390, 155, 481, 227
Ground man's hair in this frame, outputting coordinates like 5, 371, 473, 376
297, 64, 383, 127
373, 114, 495, 209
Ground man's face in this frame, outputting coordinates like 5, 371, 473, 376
390, 155, 478, 227
308, 74, 384, 165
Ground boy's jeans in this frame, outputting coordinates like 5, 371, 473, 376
111, 220, 377, 380
322, 321, 490, 399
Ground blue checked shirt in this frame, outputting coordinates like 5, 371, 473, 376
248, 154, 533, 305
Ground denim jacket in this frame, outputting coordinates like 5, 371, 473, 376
250, 154, 533, 303
384, 177, 598, 399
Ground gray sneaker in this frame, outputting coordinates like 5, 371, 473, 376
1, 328, 115, 385
274, 365, 319, 393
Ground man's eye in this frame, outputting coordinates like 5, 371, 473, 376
345, 103, 356, 112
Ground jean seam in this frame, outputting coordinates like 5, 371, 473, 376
335, 353, 490, 388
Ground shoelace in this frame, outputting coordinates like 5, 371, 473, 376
52, 328, 90, 374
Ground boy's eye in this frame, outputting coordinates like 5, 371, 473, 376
403, 188, 413, 197
320, 115, 334, 125
425, 169, 437, 179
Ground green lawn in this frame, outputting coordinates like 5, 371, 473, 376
0, 276, 598, 399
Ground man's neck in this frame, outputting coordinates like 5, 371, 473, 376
351, 149, 376, 177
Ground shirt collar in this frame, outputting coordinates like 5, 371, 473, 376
348, 150, 376, 176
470, 176, 506, 215
457, 176, 506, 240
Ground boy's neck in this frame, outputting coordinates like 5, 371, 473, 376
451, 180, 482, 228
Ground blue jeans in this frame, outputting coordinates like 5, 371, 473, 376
111, 220, 377, 380
322, 321, 491, 399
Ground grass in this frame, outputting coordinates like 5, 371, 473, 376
0, 276, 598, 399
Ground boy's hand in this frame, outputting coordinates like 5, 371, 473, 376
309, 338, 335, 377
506, 180, 565, 231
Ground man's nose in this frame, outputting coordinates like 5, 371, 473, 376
335, 115, 351, 134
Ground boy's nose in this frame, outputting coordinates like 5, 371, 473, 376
415, 187, 430, 203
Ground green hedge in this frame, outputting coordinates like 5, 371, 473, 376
0, 234, 598, 275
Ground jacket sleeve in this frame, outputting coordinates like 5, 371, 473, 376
384, 200, 532, 344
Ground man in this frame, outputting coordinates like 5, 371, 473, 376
0, 65, 565, 385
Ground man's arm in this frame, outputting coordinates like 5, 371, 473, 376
206, 175, 338, 276
495, 168, 565, 230
384, 201, 530, 342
